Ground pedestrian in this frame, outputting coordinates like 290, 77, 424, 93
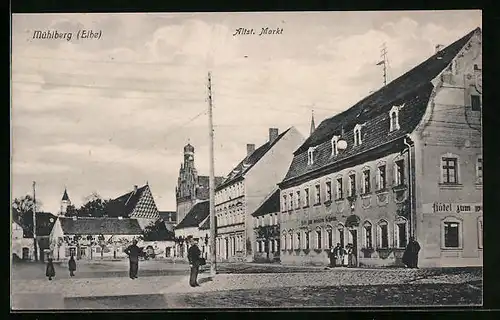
187, 236, 201, 287
124, 239, 142, 279
330, 243, 341, 267
46, 257, 55, 281
402, 237, 421, 268
348, 244, 357, 268
68, 254, 76, 277
343, 244, 349, 267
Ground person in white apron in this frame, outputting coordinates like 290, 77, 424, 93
343, 245, 350, 266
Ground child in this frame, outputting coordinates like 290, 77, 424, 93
46, 257, 56, 280
68, 254, 76, 277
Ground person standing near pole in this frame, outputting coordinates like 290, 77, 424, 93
187, 236, 201, 287
68, 253, 76, 277
124, 239, 142, 279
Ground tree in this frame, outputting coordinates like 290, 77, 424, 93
71, 193, 110, 217
12, 195, 43, 226
142, 220, 174, 242
65, 204, 78, 217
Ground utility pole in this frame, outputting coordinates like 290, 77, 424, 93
208, 71, 216, 277
33, 181, 38, 262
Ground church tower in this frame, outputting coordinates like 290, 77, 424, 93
176, 143, 199, 223
60, 188, 71, 216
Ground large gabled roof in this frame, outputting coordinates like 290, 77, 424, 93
175, 201, 209, 230
251, 188, 280, 217
106, 184, 148, 217
58, 216, 143, 235
216, 128, 291, 191
282, 28, 480, 184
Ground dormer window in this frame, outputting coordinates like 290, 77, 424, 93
331, 135, 339, 157
389, 105, 401, 132
354, 124, 362, 146
307, 147, 317, 165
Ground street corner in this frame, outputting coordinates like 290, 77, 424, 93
11, 293, 65, 310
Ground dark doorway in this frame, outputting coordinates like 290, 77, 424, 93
225, 238, 229, 260
349, 229, 358, 267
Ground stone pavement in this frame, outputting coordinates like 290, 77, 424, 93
162, 267, 482, 295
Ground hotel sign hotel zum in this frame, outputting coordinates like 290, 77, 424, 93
423, 202, 483, 214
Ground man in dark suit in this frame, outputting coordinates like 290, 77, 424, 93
187, 236, 201, 287
124, 239, 142, 279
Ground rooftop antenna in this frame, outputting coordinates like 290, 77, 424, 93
376, 43, 388, 87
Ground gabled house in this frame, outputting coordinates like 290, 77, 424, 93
174, 200, 210, 260
11, 213, 34, 261
50, 216, 143, 260
215, 127, 305, 262
105, 184, 161, 229
278, 28, 482, 268
251, 188, 281, 263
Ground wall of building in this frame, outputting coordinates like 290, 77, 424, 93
244, 127, 305, 261
413, 32, 482, 267
174, 226, 211, 261
280, 150, 411, 267
11, 223, 35, 260
252, 212, 280, 263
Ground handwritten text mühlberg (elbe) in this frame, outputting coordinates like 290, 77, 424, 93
32, 30, 102, 41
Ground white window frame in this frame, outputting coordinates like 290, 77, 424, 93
389, 105, 401, 132
325, 180, 332, 202
376, 162, 387, 191
331, 135, 339, 157
363, 221, 373, 249
304, 187, 310, 207
348, 172, 356, 197
315, 227, 322, 249
288, 231, 293, 250
440, 153, 461, 185
282, 194, 287, 212
377, 220, 390, 249
281, 231, 287, 250
295, 190, 301, 209
307, 147, 317, 165
314, 183, 321, 205
325, 226, 333, 249
393, 157, 405, 186
295, 232, 301, 249
304, 230, 310, 250
289, 192, 293, 211
354, 124, 363, 146
394, 217, 409, 249
476, 155, 483, 184
362, 167, 371, 194
477, 216, 483, 249
441, 216, 463, 250
335, 176, 343, 200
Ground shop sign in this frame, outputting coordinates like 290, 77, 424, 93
425, 202, 482, 214
300, 215, 337, 226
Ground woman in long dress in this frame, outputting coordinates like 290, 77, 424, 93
343, 245, 350, 267
46, 258, 56, 280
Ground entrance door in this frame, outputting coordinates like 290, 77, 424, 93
22, 247, 30, 260
349, 229, 358, 267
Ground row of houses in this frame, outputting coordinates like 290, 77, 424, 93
174, 27, 482, 268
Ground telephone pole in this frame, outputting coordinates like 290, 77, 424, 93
33, 181, 38, 261
207, 71, 217, 277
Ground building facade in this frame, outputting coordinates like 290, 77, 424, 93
278, 28, 482, 268
175, 143, 224, 224
215, 127, 305, 262
50, 216, 143, 260
251, 189, 281, 263
11, 220, 34, 261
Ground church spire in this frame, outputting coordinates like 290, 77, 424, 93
310, 109, 316, 135
62, 187, 70, 201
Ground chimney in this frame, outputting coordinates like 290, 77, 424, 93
133, 185, 138, 193
246, 144, 255, 157
435, 44, 444, 54
269, 128, 279, 143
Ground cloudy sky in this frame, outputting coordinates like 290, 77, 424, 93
11, 11, 481, 213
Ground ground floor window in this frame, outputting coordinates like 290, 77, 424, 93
378, 220, 389, 248
281, 234, 286, 250
326, 228, 333, 248
363, 221, 373, 248
395, 219, 408, 248
316, 229, 322, 249
305, 231, 310, 250
443, 219, 461, 248
295, 232, 301, 250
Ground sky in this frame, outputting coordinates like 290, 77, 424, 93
11, 10, 481, 213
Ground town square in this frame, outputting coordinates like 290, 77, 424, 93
11, 11, 482, 310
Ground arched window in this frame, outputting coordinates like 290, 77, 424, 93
326, 225, 333, 249
354, 124, 363, 146
389, 105, 401, 132
394, 217, 408, 248
363, 221, 373, 248
281, 231, 287, 250
288, 231, 293, 250
331, 135, 339, 157
295, 231, 301, 250
337, 224, 345, 248
316, 227, 322, 249
377, 220, 389, 248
